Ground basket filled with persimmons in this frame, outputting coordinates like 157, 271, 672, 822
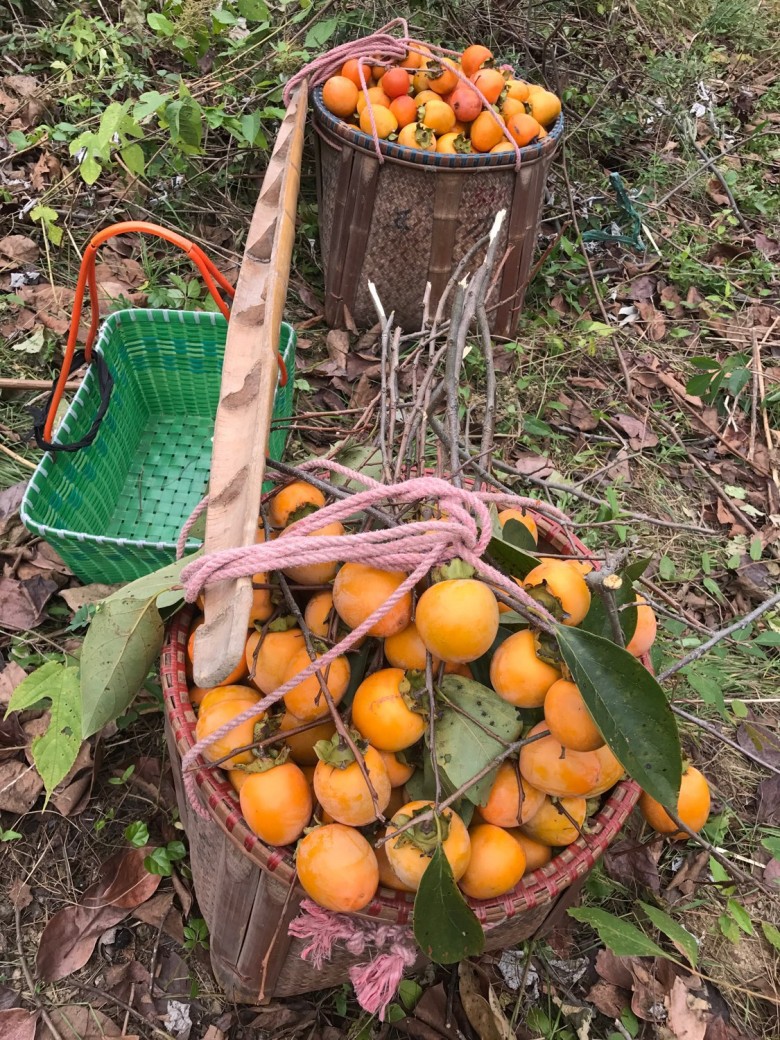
160, 461, 708, 1011
283, 22, 565, 334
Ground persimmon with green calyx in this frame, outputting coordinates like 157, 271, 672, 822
480, 760, 546, 827
296, 824, 379, 912
458, 823, 526, 900
520, 795, 586, 847
384, 800, 471, 890
351, 668, 426, 752
245, 620, 304, 694
523, 558, 591, 626
544, 678, 605, 752
639, 765, 710, 839
415, 564, 499, 664
268, 480, 326, 528
313, 733, 391, 826
239, 756, 313, 845
332, 562, 413, 638
282, 645, 350, 721
489, 629, 561, 707
519, 722, 602, 798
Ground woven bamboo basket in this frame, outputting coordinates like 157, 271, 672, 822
312, 87, 563, 337
161, 511, 641, 1003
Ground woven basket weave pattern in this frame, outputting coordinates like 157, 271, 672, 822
22, 310, 296, 584
161, 514, 640, 1002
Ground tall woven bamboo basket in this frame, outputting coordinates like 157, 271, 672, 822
312, 88, 563, 337
161, 513, 641, 1004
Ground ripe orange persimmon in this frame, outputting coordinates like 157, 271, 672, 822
279, 711, 336, 766
282, 648, 350, 721
397, 121, 437, 150
385, 800, 471, 889
402, 45, 426, 70
340, 59, 372, 89
418, 98, 456, 134
469, 110, 506, 152
526, 87, 561, 127
490, 629, 561, 707
427, 60, 458, 95
197, 683, 258, 719
506, 112, 542, 146
481, 761, 546, 826
304, 590, 335, 639
471, 67, 505, 104
585, 743, 625, 797
296, 824, 379, 912
507, 829, 553, 873
322, 76, 359, 119
248, 574, 274, 625
389, 94, 418, 128
384, 621, 440, 671
228, 768, 250, 794
376, 842, 416, 892
281, 520, 344, 586
245, 627, 305, 694
187, 619, 249, 685
371, 64, 386, 81
490, 140, 515, 153
352, 668, 426, 752
459, 823, 525, 900
313, 742, 391, 826
194, 693, 262, 768
240, 762, 312, 845
268, 481, 326, 529
505, 78, 530, 101
519, 723, 602, 797
625, 595, 657, 658
415, 578, 499, 663
333, 563, 413, 638
521, 796, 586, 846
500, 97, 527, 121
414, 89, 440, 106
379, 750, 415, 788
544, 679, 604, 752
639, 766, 710, 839
382, 66, 411, 98
359, 105, 398, 138
523, 558, 591, 626
356, 86, 391, 114
461, 44, 493, 79
497, 507, 539, 544
189, 685, 211, 708
450, 85, 482, 123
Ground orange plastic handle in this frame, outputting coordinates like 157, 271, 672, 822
43, 221, 288, 444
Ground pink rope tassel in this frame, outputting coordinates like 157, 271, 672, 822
349, 947, 418, 1020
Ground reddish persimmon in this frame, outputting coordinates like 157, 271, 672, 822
460, 44, 493, 79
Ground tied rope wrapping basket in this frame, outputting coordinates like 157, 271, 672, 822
287, 20, 564, 335
161, 462, 642, 1006
20, 222, 296, 585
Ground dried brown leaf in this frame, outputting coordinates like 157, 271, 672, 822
36, 847, 162, 981
17, 285, 77, 338
586, 981, 631, 1018
570, 376, 607, 390
736, 721, 780, 770
36, 1005, 136, 1040
595, 948, 636, 990
0, 987, 21, 1011
325, 329, 350, 372
568, 399, 599, 431
0, 760, 44, 813
636, 300, 667, 341
611, 413, 659, 450
132, 891, 185, 945
51, 741, 96, 817
0, 662, 28, 710
0, 236, 39, 268
666, 976, 712, 1040
0, 576, 58, 631
627, 274, 657, 301
459, 961, 511, 1040
508, 452, 553, 478
0, 1008, 38, 1040
756, 775, 780, 826
93, 258, 145, 289
754, 233, 779, 259
9, 879, 32, 910
603, 837, 662, 893
30, 154, 62, 192
58, 584, 122, 612
0, 713, 26, 762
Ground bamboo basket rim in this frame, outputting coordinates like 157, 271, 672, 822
161, 508, 641, 928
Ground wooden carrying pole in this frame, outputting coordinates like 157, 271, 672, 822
193, 83, 308, 688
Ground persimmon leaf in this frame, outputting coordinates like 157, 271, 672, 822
414, 845, 484, 964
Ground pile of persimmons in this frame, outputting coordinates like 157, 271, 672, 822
319, 42, 561, 153
187, 479, 710, 915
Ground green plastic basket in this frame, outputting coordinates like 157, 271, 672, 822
22, 308, 296, 584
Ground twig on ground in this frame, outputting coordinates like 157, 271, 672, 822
369, 280, 395, 484
0, 440, 36, 470
67, 980, 174, 1040
749, 328, 759, 463
670, 703, 780, 778
662, 809, 760, 889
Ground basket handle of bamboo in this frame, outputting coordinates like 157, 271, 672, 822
192, 83, 308, 688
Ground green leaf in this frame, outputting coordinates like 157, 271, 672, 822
145, 847, 174, 876
120, 142, 145, 176
639, 902, 698, 965
755, 632, 780, 647
624, 557, 651, 581
398, 979, 423, 1010
435, 676, 523, 805
683, 668, 728, 722
658, 556, 676, 581
304, 16, 340, 49
709, 856, 735, 894
579, 570, 638, 644
134, 91, 171, 120
80, 593, 167, 738
727, 899, 753, 935
762, 922, 780, 952
238, 0, 268, 18
719, 914, 741, 943
80, 152, 102, 185
6, 661, 63, 715
165, 98, 203, 152
568, 908, 667, 958
502, 518, 538, 553
31, 666, 82, 799
125, 821, 150, 847
413, 845, 485, 964
0, 828, 22, 841
556, 625, 682, 807
486, 536, 537, 581
147, 11, 175, 35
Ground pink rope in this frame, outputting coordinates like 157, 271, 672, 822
176, 494, 208, 561
179, 465, 565, 819
289, 899, 417, 1020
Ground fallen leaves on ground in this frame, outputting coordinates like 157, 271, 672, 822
9, 879, 32, 910
36, 1005, 136, 1040
458, 960, 512, 1040
603, 836, 662, 893
0, 1008, 38, 1040
611, 413, 660, 450
36, 847, 162, 981
0, 760, 44, 813
0, 662, 28, 710
736, 721, 780, 771
0, 986, 21, 1011
58, 584, 121, 612
0, 236, 39, 268
0, 576, 59, 631
756, 775, 780, 826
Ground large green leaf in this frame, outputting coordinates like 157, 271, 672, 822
639, 902, 698, 966
502, 518, 538, 553
414, 845, 485, 964
80, 596, 164, 738
579, 568, 638, 644
556, 624, 681, 807
6, 661, 64, 715
435, 676, 524, 806
568, 907, 668, 958
120, 554, 195, 603
486, 537, 537, 581
32, 666, 82, 799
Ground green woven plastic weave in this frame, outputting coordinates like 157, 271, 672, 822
21, 309, 296, 585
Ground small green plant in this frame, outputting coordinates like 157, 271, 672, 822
0, 828, 23, 842
125, 821, 150, 848
145, 841, 187, 876
183, 916, 210, 952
